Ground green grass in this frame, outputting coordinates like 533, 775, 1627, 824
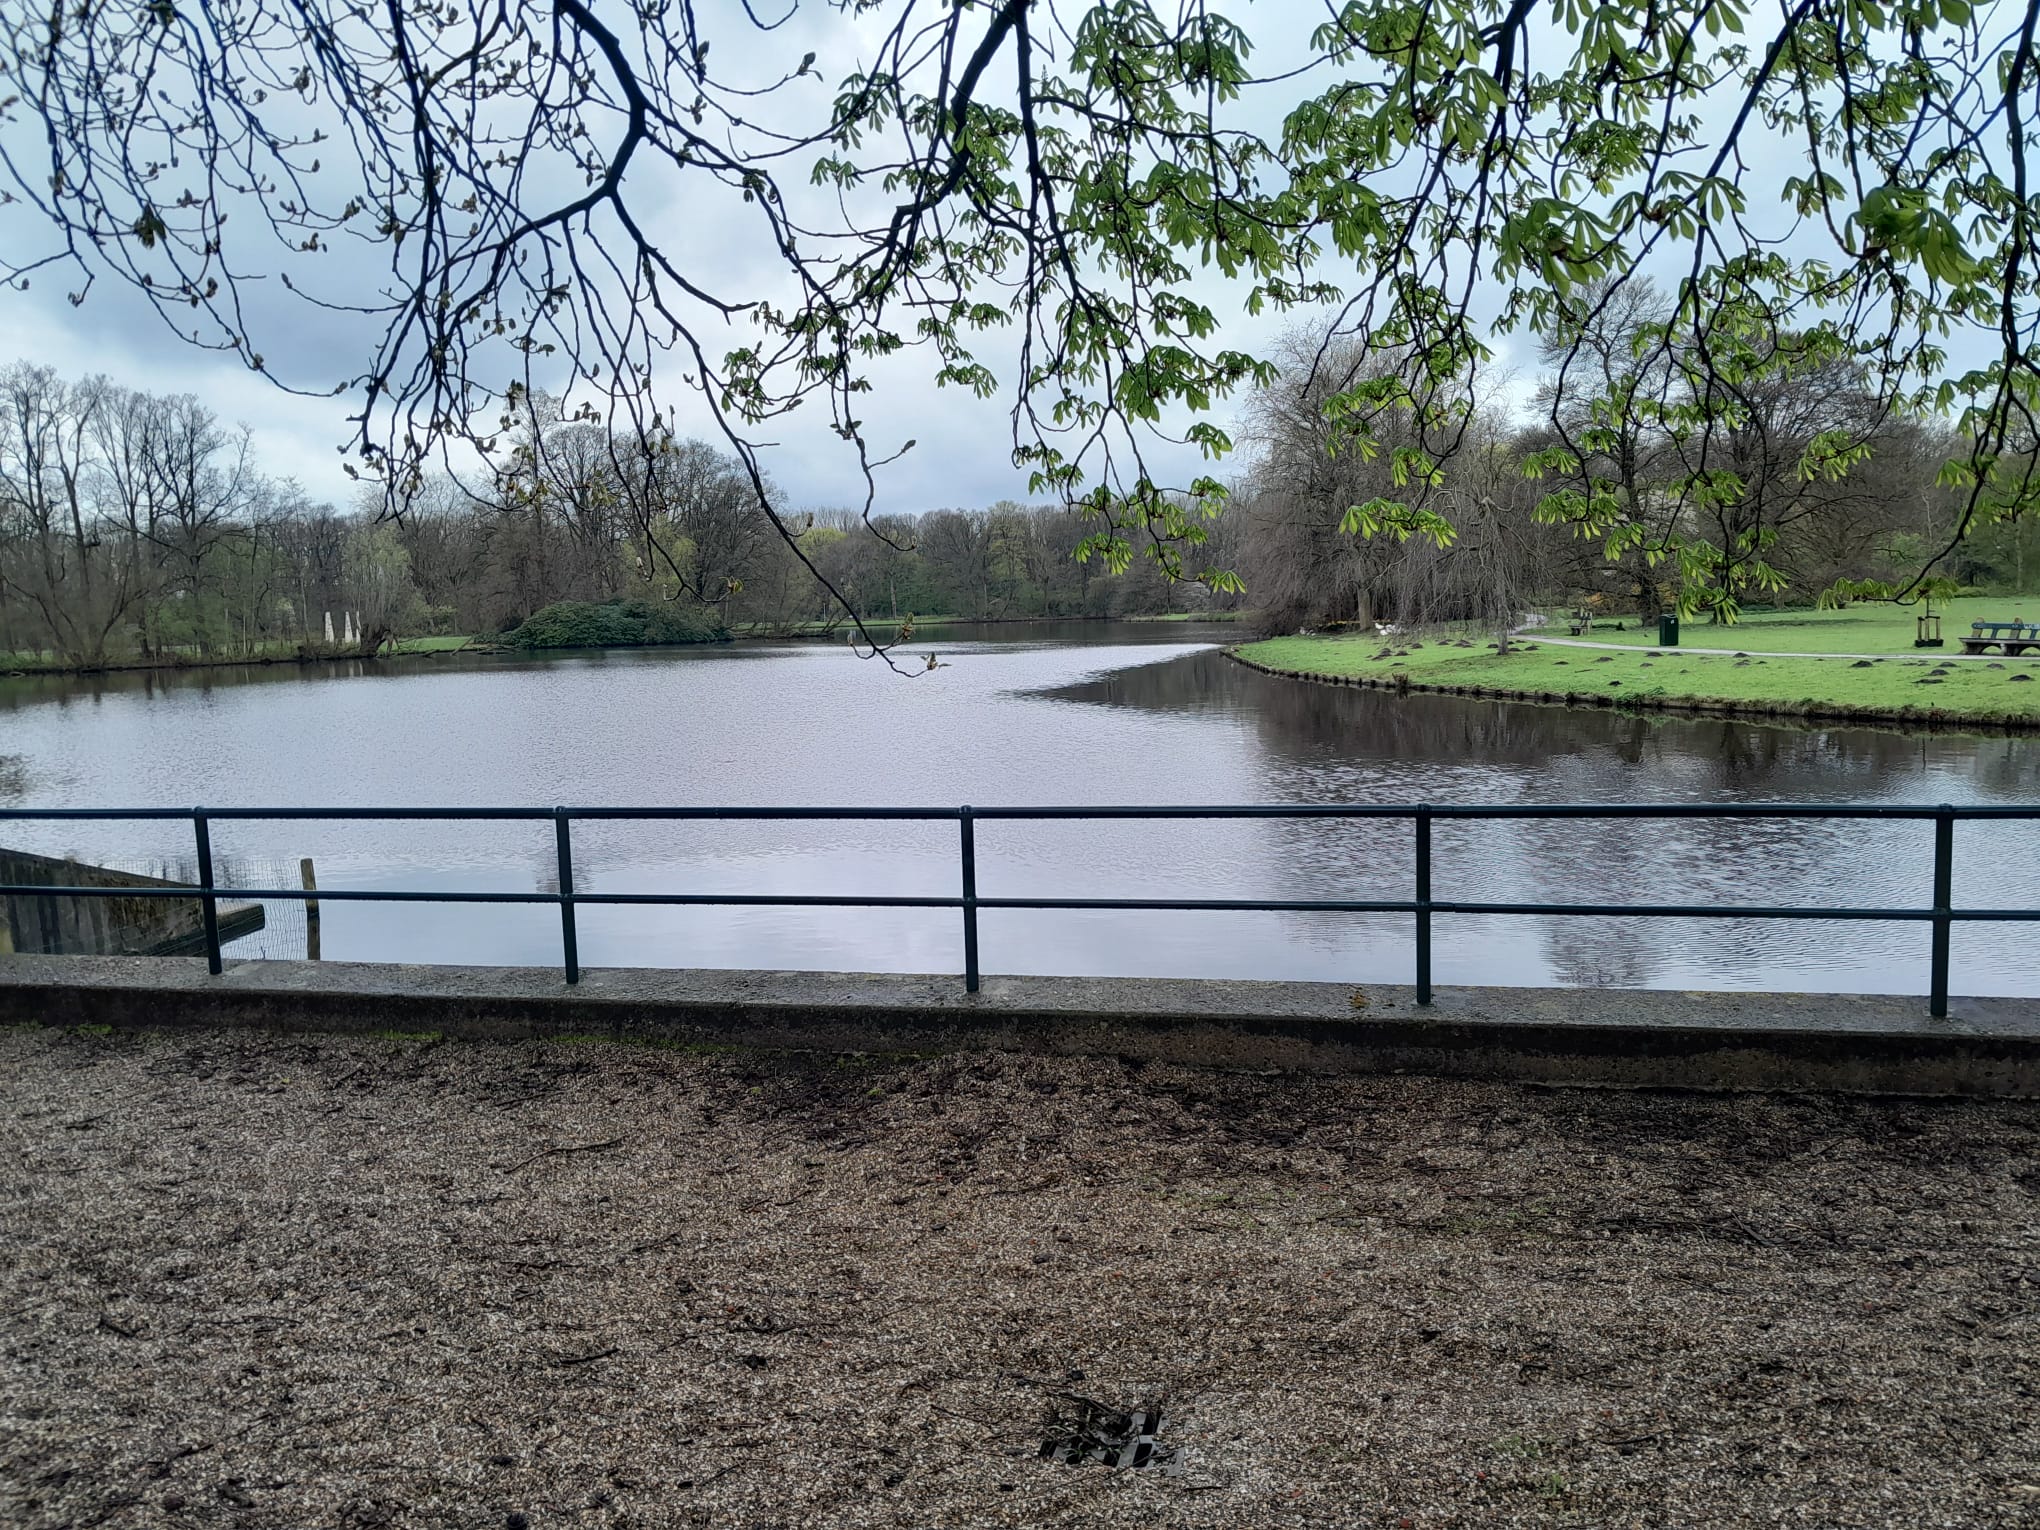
1238, 627, 2040, 726
392, 634, 474, 654
1543, 596, 2037, 655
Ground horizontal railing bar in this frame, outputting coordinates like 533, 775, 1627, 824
976, 899, 1979, 921
8, 882, 2039, 924
527, 891, 964, 908
0, 807, 202, 821
551, 806, 966, 822
1435, 901, 1958, 921
6, 802, 2040, 824
0, 885, 958, 909
0, 805, 952, 823
0, 884, 561, 904
963, 803, 2020, 821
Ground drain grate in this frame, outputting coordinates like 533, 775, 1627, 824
1039, 1396, 1182, 1473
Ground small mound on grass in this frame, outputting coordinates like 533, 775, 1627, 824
504, 598, 730, 650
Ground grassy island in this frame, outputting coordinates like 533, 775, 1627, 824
1237, 598, 2040, 729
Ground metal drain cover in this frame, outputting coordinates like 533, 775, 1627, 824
1039, 1397, 1182, 1473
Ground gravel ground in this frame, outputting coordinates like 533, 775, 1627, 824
2, 1024, 2037, 1529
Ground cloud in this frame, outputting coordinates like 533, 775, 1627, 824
2, 294, 365, 506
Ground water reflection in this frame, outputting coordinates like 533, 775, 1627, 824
1049, 652, 2039, 994
2, 630, 2036, 995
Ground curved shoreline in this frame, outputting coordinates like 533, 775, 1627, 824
3, 615, 1248, 681
1223, 648, 2040, 735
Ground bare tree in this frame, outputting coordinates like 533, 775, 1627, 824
0, 365, 141, 664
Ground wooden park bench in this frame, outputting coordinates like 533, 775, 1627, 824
1960, 619, 2040, 656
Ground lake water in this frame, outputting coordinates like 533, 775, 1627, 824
4, 622, 2038, 996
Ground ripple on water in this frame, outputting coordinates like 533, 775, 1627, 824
4, 629, 2038, 995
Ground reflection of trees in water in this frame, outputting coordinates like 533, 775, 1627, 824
1966, 735, 2040, 797
0, 658, 384, 716
1539, 916, 1666, 989
1052, 651, 2040, 991
1054, 651, 2040, 797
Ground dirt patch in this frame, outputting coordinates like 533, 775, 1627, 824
2, 1025, 2037, 1527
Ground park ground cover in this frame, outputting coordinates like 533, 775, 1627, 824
1538, 596, 2038, 654
2, 1024, 2034, 1528
1241, 615, 2040, 728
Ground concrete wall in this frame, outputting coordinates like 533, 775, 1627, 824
2, 956, 2035, 1096
0, 848, 263, 956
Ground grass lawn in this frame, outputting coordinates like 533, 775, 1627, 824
1547, 595, 2038, 654
1238, 627, 2040, 726
391, 634, 475, 653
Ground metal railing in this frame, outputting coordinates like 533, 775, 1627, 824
4, 802, 2038, 1017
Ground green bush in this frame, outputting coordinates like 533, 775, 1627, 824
503, 599, 729, 650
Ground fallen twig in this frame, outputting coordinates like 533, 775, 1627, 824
504, 1137, 626, 1174
550, 1346, 619, 1367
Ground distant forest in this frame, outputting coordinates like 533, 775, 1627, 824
3, 306, 2023, 668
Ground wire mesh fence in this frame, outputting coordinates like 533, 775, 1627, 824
139, 852, 310, 962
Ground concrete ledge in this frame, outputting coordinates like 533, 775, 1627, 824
3, 955, 2038, 1096
1, 845, 264, 955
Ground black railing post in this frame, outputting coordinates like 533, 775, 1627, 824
554, 807, 580, 986
192, 808, 222, 975
1414, 804, 1433, 1005
1930, 804, 1954, 1018
959, 805, 980, 994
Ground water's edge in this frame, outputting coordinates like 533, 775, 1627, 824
1226, 650, 2040, 737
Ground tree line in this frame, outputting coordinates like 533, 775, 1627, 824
0, 361, 412, 666
1237, 289, 2010, 634
0, 363, 1225, 667
2, 313, 2016, 668
12, 0, 2033, 615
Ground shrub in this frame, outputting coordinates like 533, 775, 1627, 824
503, 599, 729, 650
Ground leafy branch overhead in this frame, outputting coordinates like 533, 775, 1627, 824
3, 0, 2038, 612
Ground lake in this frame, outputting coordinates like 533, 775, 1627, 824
4, 622, 2038, 996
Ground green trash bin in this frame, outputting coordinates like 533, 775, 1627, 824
1658, 614, 1679, 647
